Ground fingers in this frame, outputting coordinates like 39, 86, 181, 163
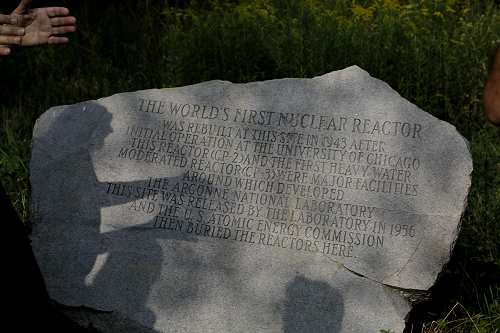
13, 0, 33, 14
0, 35, 22, 45
48, 36, 69, 44
0, 14, 13, 24
46, 7, 70, 18
50, 16, 76, 26
0, 13, 33, 27
52, 26, 76, 35
0, 18, 25, 47
0, 46, 11, 56
0, 14, 22, 25
0, 25, 25, 36
49, 11, 76, 36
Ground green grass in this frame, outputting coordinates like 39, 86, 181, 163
422, 288, 500, 332
0, 0, 499, 331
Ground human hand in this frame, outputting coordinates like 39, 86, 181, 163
0, 14, 25, 55
13, 0, 76, 46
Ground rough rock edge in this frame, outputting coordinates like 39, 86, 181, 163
33, 66, 473, 332
57, 304, 160, 333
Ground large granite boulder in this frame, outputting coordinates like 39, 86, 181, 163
30, 66, 472, 332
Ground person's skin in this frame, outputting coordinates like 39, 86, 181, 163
0, 14, 25, 55
0, 0, 76, 55
484, 46, 500, 125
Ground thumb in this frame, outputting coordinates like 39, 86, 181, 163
13, 0, 32, 15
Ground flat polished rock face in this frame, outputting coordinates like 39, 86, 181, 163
30, 66, 472, 333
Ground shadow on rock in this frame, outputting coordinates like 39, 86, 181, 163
283, 275, 344, 333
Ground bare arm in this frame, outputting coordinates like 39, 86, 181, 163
484, 46, 500, 125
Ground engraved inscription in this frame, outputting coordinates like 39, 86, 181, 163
103, 98, 422, 260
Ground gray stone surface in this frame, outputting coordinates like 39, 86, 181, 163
30, 66, 472, 332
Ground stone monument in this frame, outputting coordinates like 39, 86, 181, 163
30, 66, 472, 332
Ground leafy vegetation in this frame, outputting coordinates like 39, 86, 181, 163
0, 0, 498, 331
